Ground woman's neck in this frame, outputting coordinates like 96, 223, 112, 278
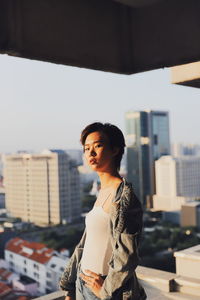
97, 171, 122, 189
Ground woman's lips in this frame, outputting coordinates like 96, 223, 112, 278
89, 158, 97, 164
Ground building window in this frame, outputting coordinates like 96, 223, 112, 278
46, 272, 51, 278
10, 261, 14, 267
46, 281, 52, 287
34, 272, 39, 279
154, 134, 158, 145
24, 267, 27, 273
9, 253, 13, 259
24, 260, 26, 264
33, 263, 39, 271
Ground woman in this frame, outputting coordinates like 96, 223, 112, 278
59, 122, 146, 300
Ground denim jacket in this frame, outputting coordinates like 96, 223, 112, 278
59, 178, 147, 300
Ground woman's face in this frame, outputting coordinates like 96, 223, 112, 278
84, 131, 117, 173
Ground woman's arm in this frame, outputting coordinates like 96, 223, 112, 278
99, 231, 140, 299
59, 229, 86, 297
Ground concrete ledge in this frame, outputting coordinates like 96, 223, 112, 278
175, 276, 200, 297
136, 265, 177, 292
33, 267, 200, 300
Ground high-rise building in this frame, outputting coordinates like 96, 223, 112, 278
4, 150, 81, 226
0, 186, 5, 208
172, 143, 200, 157
181, 202, 200, 228
125, 110, 170, 207
65, 149, 83, 166
153, 155, 200, 211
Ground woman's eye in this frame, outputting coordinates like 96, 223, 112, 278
95, 144, 102, 148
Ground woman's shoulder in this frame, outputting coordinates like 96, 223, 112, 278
120, 178, 142, 209
119, 178, 134, 197
112, 177, 142, 209
112, 179, 143, 234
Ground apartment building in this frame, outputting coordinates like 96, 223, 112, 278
4, 150, 81, 226
5, 237, 69, 295
153, 155, 200, 211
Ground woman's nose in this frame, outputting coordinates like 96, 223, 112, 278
89, 149, 96, 156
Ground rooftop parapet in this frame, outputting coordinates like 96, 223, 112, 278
33, 266, 200, 300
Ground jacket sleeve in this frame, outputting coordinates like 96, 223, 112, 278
99, 191, 143, 300
59, 229, 86, 298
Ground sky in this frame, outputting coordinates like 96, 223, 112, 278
0, 54, 200, 153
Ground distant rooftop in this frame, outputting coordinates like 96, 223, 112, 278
0, 281, 12, 296
49, 149, 66, 154
0, 268, 12, 281
6, 237, 54, 264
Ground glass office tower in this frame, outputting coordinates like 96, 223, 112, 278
150, 111, 170, 160
125, 110, 170, 208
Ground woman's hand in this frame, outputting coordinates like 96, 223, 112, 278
65, 296, 74, 300
79, 269, 105, 298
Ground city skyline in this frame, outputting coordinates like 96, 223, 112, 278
0, 55, 200, 153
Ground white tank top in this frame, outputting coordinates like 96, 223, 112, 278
80, 187, 116, 276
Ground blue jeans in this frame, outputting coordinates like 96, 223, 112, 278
76, 264, 107, 300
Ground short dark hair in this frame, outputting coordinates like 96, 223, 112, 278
80, 122, 126, 171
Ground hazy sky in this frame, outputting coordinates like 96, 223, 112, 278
0, 54, 200, 153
